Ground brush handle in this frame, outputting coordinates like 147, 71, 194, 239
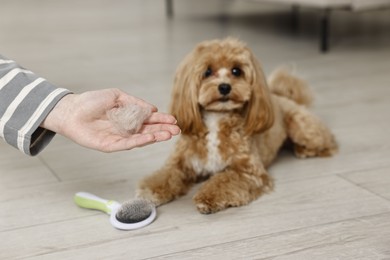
74, 192, 120, 215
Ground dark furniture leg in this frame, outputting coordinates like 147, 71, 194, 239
291, 5, 299, 34
320, 9, 330, 52
166, 0, 173, 17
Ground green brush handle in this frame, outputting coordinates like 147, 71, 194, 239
74, 192, 119, 214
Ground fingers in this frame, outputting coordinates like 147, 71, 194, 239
103, 128, 179, 152
129, 133, 158, 148
145, 112, 177, 125
153, 131, 176, 142
113, 89, 177, 126
140, 123, 181, 136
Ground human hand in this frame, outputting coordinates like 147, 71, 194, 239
41, 88, 180, 152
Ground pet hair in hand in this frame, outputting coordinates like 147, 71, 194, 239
107, 104, 152, 135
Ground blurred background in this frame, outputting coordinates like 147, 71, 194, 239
1, 0, 390, 259
1, 0, 389, 103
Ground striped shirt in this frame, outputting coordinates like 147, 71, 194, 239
0, 55, 71, 156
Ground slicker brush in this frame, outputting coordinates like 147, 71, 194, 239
74, 192, 157, 230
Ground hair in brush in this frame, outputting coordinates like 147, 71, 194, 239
115, 198, 155, 224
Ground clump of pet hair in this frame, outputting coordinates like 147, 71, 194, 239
115, 198, 155, 224
107, 104, 152, 136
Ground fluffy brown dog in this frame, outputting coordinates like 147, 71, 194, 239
137, 38, 338, 214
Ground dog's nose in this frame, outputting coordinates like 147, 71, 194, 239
218, 83, 231, 95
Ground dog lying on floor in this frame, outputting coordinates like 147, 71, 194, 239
136, 38, 338, 214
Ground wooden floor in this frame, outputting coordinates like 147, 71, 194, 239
1, 0, 390, 259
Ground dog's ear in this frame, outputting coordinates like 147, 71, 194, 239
244, 50, 274, 135
169, 52, 205, 135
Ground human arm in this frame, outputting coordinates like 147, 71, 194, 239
0, 55, 180, 155
0, 55, 71, 155
41, 88, 180, 153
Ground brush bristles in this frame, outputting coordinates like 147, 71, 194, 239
115, 199, 154, 224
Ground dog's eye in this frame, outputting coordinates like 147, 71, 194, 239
232, 67, 242, 77
204, 68, 212, 78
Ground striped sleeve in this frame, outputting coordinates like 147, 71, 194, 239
0, 55, 72, 156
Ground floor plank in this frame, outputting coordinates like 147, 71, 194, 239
1, 175, 389, 259
147, 212, 390, 260
340, 166, 390, 201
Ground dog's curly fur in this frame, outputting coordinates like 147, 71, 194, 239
137, 38, 338, 214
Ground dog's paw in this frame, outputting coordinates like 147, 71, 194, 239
196, 203, 216, 214
193, 194, 224, 214
135, 188, 164, 206
294, 138, 338, 158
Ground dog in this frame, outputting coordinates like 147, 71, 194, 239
136, 38, 338, 214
